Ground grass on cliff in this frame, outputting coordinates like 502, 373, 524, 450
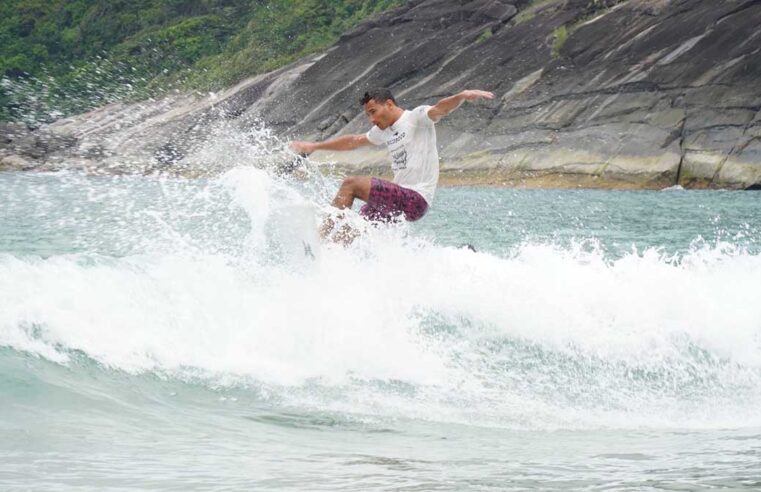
546, 0, 626, 59
514, 0, 564, 25
551, 25, 568, 58
0, 0, 404, 123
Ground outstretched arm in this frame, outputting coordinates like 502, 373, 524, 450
427, 90, 495, 123
289, 134, 371, 156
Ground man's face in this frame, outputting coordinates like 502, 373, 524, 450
363, 99, 396, 129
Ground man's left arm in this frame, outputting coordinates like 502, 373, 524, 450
427, 90, 495, 123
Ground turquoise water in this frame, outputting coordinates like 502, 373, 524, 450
2, 169, 761, 490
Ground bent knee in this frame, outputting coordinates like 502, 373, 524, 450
341, 176, 363, 189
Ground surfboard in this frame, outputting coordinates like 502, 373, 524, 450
265, 202, 321, 266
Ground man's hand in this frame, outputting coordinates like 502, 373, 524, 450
289, 141, 317, 156
460, 89, 495, 101
428, 89, 496, 122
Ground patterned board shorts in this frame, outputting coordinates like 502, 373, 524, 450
359, 177, 429, 222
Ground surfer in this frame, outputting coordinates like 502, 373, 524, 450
289, 88, 494, 239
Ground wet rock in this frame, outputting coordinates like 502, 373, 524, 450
0, 122, 31, 147
241, 0, 761, 189
0, 154, 37, 171
6, 0, 761, 189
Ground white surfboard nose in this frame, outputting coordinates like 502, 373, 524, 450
265, 202, 321, 268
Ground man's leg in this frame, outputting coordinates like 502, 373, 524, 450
331, 176, 372, 209
321, 175, 373, 240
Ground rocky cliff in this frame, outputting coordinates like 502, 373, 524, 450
2, 0, 760, 189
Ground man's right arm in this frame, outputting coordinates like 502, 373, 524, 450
290, 134, 371, 156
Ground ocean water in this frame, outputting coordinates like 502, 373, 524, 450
2, 167, 761, 490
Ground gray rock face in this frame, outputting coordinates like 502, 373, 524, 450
4, 0, 761, 189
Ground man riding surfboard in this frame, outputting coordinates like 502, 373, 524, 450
290, 88, 494, 238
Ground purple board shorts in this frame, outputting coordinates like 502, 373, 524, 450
360, 177, 429, 222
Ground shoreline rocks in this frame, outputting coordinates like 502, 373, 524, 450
2, 0, 760, 189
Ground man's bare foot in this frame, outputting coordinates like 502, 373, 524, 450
319, 215, 337, 239
331, 223, 360, 245
320, 213, 360, 245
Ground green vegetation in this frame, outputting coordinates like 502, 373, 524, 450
477, 29, 493, 43
548, 0, 626, 59
514, 0, 563, 25
0, 0, 404, 122
551, 25, 568, 59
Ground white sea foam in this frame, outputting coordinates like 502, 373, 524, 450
2, 167, 761, 430
2, 232, 761, 428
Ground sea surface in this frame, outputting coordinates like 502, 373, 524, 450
2, 168, 761, 491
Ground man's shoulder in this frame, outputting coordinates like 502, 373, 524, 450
410, 104, 433, 113
409, 105, 435, 124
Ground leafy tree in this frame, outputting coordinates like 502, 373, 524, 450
0, 0, 404, 122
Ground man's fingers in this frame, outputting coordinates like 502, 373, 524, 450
289, 141, 312, 155
464, 89, 495, 100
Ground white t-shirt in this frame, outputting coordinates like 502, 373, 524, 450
366, 105, 439, 204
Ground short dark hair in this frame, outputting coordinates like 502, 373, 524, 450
359, 88, 396, 106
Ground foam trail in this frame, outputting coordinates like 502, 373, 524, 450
2, 232, 761, 430
3, 161, 761, 431
220, 167, 273, 251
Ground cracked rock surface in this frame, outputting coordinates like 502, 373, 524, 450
3, 0, 760, 189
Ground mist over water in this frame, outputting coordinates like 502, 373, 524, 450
2, 126, 761, 489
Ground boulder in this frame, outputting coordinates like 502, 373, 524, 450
6, 0, 761, 189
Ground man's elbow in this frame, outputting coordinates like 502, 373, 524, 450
428, 108, 445, 123
351, 135, 369, 148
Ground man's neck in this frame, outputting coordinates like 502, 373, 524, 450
388, 107, 405, 128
